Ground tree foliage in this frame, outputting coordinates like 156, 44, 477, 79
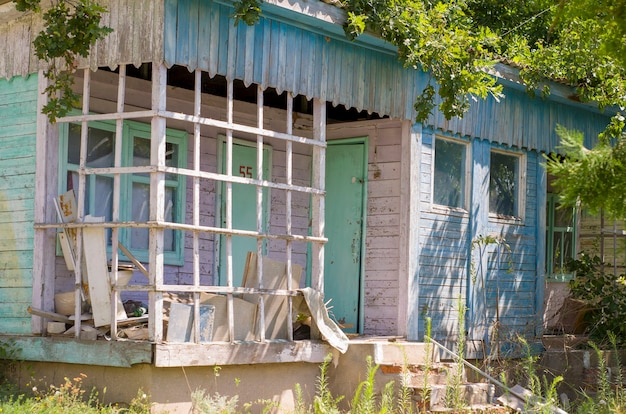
14, 0, 112, 122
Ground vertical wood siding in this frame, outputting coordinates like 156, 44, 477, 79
0, 0, 613, 153
163, 0, 612, 154
0, 0, 163, 79
328, 120, 403, 336
0, 75, 37, 334
418, 130, 542, 347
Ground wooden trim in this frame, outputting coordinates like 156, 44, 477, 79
402, 122, 421, 340
535, 156, 547, 336
148, 63, 167, 343
32, 70, 58, 334
310, 99, 326, 292
154, 341, 331, 367
11, 337, 152, 368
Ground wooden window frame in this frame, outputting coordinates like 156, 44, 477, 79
431, 134, 470, 212
58, 118, 188, 265
488, 148, 526, 222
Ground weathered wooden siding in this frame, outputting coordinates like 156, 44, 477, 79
0, 0, 163, 79
418, 130, 542, 347
0, 0, 613, 154
328, 119, 403, 336
579, 214, 626, 275
164, 0, 612, 154
417, 130, 471, 343
0, 75, 37, 334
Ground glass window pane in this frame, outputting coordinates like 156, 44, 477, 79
68, 124, 115, 167
131, 182, 150, 250
434, 139, 466, 208
130, 182, 176, 252
133, 137, 178, 180
489, 152, 519, 216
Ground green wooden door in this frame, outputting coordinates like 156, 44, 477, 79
219, 141, 271, 287
324, 140, 366, 333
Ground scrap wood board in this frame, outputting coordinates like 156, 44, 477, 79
242, 252, 302, 340
82, 227, 127, 327
200, 293, 257, 341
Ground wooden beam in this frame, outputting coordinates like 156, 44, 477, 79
9, 337, 152, 368
401, 121, 421, 340
154, 341, 332, 367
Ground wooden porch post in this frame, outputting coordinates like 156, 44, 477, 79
311, 99, 326, 292
32, 70, 59, 334
148, 62, 167, 342
401, 121, 421, 340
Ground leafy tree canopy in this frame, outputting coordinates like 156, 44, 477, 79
13, 0, 112, 122
16, 0, 626, 215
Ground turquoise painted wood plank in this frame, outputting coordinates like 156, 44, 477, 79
164, 1, 610, 152
0, 187, 36, 201
0, 251, 33, 270
0, 287, 34, 303
177, 0, 193, 69
0, 128, 37, 142
0, 237, 34, 251
0, 145, 37, 161
0, 198, 34, 214
0, 174, 35, 189
0, 92, 37, 106
0, 160, 36, 178
0, 269, 33, 287
0, 209, 34, 223
197, 0, 211, 70
9, 337, 152, 367
0, 319, 31, 335
0, 75, 37, 93
0, 302, 31, 318
0, 101, 37, 115
163, 0, 178, 65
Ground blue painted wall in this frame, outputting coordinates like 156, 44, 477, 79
0, 75, 38, 335
416, 129, 543, 350
166, 0, 612, 153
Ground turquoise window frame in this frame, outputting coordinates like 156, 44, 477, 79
545, 193, 577, 281
58, 119, 188, 266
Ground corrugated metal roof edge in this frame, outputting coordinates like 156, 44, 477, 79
259, 0, 614, 117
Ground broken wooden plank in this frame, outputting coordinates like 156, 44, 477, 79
118, 242, 149, 279
82, 227, 114, 327
242, 252, 302, 340
28, 306, 72, 323
200, 293, 257, 341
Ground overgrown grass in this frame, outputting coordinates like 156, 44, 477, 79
4, 337, 626, 413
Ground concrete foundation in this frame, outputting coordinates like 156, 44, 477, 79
2, 338, 432, 413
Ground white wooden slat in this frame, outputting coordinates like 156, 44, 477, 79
32, 70, 57, 334
286, 92, 294, 341
226, 77, 235, 342
256, 84, 266, 341
161, 110, 325, 147
36, 221, 327, 243
311, 99, 326, 292
72, 68, 92, 338
192, 68, 202, 343
110, 64, 126, 339
148, 63, 167, 343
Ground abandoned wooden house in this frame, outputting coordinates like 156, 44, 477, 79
0, 0, 618, 410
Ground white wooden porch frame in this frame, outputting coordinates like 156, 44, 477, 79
35, 63, 327, 344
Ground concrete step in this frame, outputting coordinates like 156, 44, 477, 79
380, 362, 466, 385
413, 383, 496, 412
